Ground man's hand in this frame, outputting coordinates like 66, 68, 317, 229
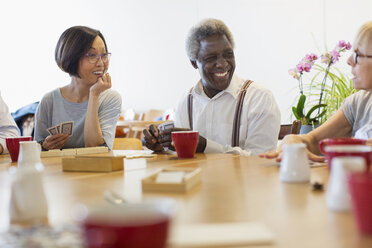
143, 125, 190, 152
143, 125, 164, 152
259, 134, 325, 162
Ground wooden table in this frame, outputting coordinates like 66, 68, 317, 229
1, 153, 372, 248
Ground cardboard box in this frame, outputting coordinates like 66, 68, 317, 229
62, 154, 125, 172
142, 167, 202, 193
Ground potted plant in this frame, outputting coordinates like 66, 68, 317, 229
289, 40, 352, 133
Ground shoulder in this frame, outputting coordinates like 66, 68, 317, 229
344, 90, 371, 106
246, 81, 276, 101
99, 89, 122, 106
39, 88, 61, 108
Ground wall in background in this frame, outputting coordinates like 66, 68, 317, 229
1, 0, 371, 123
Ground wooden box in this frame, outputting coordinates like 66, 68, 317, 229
142, 167, 202, 193
62, 154, 125, 172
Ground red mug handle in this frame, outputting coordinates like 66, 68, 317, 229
319, 140, 327, 154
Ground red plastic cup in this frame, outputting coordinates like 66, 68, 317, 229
171, 131, 199, 159
319, 138, 371, 170
82, 200, 175, 248
347, 172, 372, 235
319, 138, 366, 154
5, 136, 33, 162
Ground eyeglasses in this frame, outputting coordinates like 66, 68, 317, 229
353, 51, 372, 64
84, 52, 111, 64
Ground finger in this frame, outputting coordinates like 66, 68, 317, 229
160, 127, 190, 135
160, 141, 172, 149
149, 125, 159, 138
307, 152, 326, 162
158, 134, 171, 143
106, 73, 112, 88
45, 133, 67, 143
259, 150, 279, 159
144, 141, 163, 152
143, 129, 157, 144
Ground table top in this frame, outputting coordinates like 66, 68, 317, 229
0, 152, 371, 248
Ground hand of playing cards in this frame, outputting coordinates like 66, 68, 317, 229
47, 121, 74, 136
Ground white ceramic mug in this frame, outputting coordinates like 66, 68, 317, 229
326, 156, 366, 212
280, 143, 310, 183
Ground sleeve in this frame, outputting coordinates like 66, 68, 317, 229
242, 90, 281, 155
34, 94, 52, 143
98, 91, 122, 150
205, 88, 280, 156
174, 94, 191, 129
341, 92, 358, 127
0, 93, 20, 154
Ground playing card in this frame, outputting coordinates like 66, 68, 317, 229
158, 121, 174, 132
56, 125, 61, 134
61, 121, 74, 136
47, 126, 58, 136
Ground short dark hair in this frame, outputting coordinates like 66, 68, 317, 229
55, 26, 108, 77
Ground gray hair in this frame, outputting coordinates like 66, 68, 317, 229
186, 18, 235, 61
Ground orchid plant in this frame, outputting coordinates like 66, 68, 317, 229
289, 40, 352, 125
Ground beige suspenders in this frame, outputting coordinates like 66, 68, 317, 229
187, 80, 253, 147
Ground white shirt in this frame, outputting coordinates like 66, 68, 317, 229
175, 74, 280, 156
0, 92, 20, 154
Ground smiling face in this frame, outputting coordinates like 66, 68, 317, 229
77, 36, 108, 85
347, 37, 372, 91
192, 34, 235, 98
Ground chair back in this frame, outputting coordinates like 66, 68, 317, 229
278, 120, 302, 140
113, 138, 143, 150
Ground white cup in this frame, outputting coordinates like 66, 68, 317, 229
280, 143, 310, 183
326, 156, 366, 212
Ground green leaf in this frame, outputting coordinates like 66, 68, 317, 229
292, 106, 300, 120
296, 94, 306, 118
305, 103, 327, 120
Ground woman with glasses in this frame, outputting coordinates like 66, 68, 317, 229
260, 21, 372, 162
34, 26, 121, 150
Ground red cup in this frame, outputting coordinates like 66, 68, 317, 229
82, 200, 175, 248
5, 136, 33, 162
347, 172, 372, 235
319, 138, 366, 154
171, 131, 199, 159
320, 145, 372, 171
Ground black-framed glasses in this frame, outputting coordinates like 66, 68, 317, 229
85, 52, 111, 64
353, 51, 372, 64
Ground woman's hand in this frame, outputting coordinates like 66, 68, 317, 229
42, 133, 70, 150
90, 73, 112, 97
259, 134, 325, 162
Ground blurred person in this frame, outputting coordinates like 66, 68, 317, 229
0, 92, 20, 154
260, 21, 372, 162
143, 18, 280, 156
34, 26, 121, 150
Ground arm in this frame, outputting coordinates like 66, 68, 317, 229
84, 73, 112, 147
0, 93, 20, 154
260, 108, 352, 161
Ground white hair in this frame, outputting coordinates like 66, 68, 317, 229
185, 18, 235, 61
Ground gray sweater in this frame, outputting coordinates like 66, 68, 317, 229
34, 88, 121, 150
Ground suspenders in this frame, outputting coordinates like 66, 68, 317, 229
187, 80, 253, 147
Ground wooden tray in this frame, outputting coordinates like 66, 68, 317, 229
62, 154, 125, 172
142, 167, 202, 193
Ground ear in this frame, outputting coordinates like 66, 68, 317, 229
190, 60, 198, 69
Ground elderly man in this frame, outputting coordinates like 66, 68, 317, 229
0, 92, 20, 154
144, 18, 280, 156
